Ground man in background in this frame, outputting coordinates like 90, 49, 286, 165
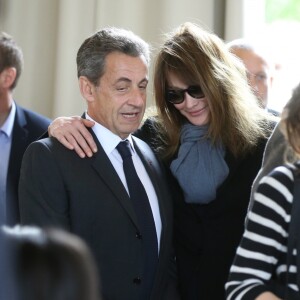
0, 32, 51, 225
227, 38, 278, 116
228, 39, 288, 216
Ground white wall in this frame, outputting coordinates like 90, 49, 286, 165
0, 0, 225, 119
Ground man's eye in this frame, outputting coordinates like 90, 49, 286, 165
116, 86, 128, 91
255, 73, 267, 81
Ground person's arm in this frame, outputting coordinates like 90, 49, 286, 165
226, 166, 292, 300
245, 122, 286, 226
18, 140, 70, 229
48, 116, 97, 158
250, 122, 286, 202
48, 115, 159, 158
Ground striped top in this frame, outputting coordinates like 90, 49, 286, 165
226, 164, 299, 299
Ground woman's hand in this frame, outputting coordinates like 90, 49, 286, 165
48, 116, 97, 158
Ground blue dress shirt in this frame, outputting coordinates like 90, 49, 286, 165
0, 102, 16, 224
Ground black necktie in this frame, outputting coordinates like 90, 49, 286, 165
116, 140, 158, 299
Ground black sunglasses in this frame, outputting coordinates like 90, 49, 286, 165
166, 85, 205, 104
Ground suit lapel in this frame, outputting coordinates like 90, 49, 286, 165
89, 130, 139, 229
86, 123, 167, 242
9, 105, 29, 179
6, 105, 28, 224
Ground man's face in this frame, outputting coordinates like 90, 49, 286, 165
232, 48, 273, 109
88, 52, 148, 139
0, 67, 16, 96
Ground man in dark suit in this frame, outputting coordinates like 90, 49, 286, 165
0, 32, 50, 225
19, 27, 178, 300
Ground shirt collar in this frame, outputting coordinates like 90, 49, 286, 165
0, 101, 16, 138
85, 112, 135, 155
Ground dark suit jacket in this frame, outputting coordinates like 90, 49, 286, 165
19, 130, 178, 300
6, 104, 50, 225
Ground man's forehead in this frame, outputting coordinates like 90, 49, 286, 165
105, 52, 147, 65
236, 49, 270, 66
103, 53, 148, 81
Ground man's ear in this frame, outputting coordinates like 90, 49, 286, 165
0, 67, 17, 89
78, 76, 95, 102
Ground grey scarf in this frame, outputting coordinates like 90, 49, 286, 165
170, 123, 229, 204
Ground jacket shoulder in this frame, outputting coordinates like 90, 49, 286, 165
18, 105, 51, 128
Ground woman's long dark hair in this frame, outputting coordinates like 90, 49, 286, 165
153, 22, 275, 159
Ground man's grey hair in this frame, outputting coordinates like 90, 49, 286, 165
77, 27, 150, 86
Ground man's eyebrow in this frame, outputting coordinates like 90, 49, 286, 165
115, 77, 131, 84
114, 77, 148, 85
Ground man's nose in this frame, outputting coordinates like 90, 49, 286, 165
128, 88, 145, 106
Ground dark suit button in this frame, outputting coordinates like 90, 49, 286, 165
135, 232, 142, 239
197, 249, 203, 255
133, 277, 141, 285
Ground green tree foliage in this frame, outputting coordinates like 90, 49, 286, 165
266, 0, 300, 22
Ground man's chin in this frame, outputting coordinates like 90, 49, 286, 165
119, 125, 140, 138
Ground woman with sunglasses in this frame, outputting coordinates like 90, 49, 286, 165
48, 22, 276, 299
